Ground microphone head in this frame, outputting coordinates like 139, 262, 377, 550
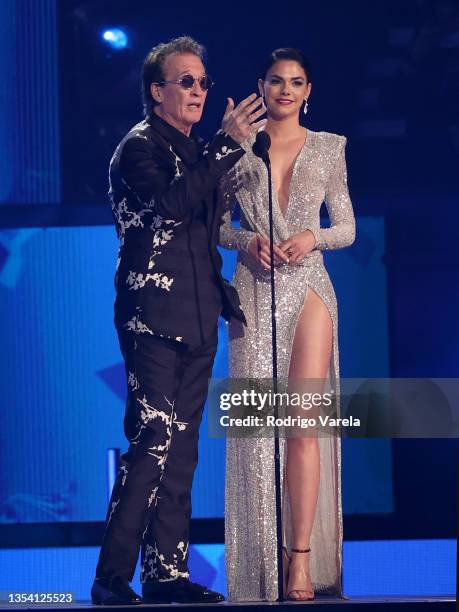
252, 130, 271, 160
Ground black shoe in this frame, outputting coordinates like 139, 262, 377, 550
142, 578, 225, 604
91, 576, 142, 606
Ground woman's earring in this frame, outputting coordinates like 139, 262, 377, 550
303, 97, 309, 115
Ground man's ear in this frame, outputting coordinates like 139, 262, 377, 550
150, 82, 162, 104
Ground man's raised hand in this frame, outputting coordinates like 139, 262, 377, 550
221, 94, 267, 143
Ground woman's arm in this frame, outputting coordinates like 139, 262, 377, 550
218, 174, 257, 252
219, 208, 257, 252
309, 136, 356, 251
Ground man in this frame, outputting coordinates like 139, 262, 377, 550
91, 36, 266, 605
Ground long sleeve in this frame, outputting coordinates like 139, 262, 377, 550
309, 136, 356, 251
219, 208, 256, 252
119, 130, 245, 221
218, 173, 256, 253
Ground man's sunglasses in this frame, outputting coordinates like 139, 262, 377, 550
156, 74, 215, 91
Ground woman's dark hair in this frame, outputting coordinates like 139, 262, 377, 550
141, 36, 206, 116
261, 48, 312, 82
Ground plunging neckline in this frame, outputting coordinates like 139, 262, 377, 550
270, 129, 310, 222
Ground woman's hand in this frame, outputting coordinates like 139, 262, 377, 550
248, 234, 290, 270
221, 94, 267, 144
278, 230, 316, 264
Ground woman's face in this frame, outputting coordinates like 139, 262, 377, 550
259, 60, 311, 120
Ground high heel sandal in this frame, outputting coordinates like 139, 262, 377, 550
282, 546, 290, 595
285, 547, 315, 601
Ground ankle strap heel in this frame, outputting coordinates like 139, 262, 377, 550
291, 547, 311, 553
286, 547, 314, 601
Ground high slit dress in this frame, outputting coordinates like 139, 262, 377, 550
219, 130, 356, 601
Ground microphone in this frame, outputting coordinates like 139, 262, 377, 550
252, 131, 271, 163
251, 126, 283, 598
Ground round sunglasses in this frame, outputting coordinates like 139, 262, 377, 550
156, 74, 215, 91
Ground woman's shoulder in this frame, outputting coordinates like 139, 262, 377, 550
308, 129, 347, 149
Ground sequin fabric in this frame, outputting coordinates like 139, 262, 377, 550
219, 130, 355, 601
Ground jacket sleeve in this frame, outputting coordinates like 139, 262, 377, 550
119, 130, 245, 220
308, 136, 356, 251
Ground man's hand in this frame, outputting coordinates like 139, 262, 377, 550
278, 230, 316, 264
248, 234, 290, 270
221, 94, 267, 144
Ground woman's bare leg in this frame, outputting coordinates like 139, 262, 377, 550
286, 287, 332, 599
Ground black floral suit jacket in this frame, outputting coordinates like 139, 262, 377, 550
109, 112, 246, 346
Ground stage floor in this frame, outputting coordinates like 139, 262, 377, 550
0, 596, 455, 611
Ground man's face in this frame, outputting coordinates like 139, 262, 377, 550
151, 53, 208, 135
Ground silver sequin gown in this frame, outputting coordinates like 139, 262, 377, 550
219, 130, 356, 601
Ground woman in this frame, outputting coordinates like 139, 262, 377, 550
220, 48, 355, 601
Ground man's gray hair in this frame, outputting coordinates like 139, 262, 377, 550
141, 36, 206, 116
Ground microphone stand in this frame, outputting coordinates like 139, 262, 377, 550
263, 153, 284, 602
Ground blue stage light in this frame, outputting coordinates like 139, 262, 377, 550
101, 28, 128, 50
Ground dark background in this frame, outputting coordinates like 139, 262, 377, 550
59, 0, 459, 207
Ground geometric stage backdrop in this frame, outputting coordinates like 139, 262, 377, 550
0, 218, 389, 522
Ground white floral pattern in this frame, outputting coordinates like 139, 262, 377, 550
111, 196, 146, 245
177, 540, 188, 561
151, 214, 179, 230
169, 145, 183, 180
141, 541, 190, 583
148, 486, 159, 508
119, 466, 128, 486
132, 120, 149, 132
152, 227, 174, 247
137, 395, 172, 427
138, 390, 190, 583
145, 215, 182, 272
126, 270, 174, 292
107, 499, 120, 525
124, 313, 155, 335
172, 415, 188, 431
124, 310, 184, 343
128, 371, 139, 390
215, 144, 241, 161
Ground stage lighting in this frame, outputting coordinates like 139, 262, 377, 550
101, 28, 128, 50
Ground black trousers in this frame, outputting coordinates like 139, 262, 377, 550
95, 326, 217, 583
